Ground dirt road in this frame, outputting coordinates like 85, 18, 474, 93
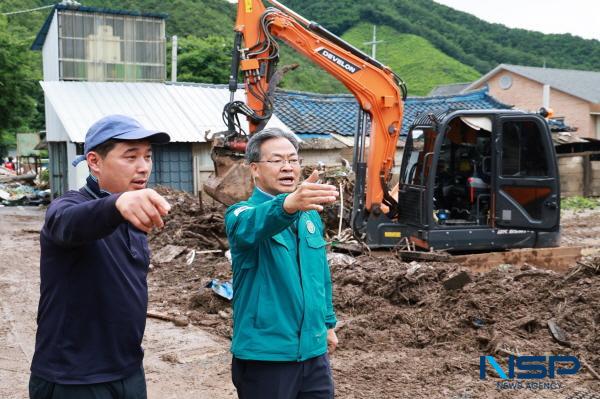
2, 204, 599, 399
0, 206, 236, 399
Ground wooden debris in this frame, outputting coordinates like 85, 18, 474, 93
152, 245, 187, 264
399, 250, 451, 263
147, 311, 189, 327
580, 357, 600, 381
513, 269, 553, 281
149, 187, 228, 251
0, 172, 36, 184
330, 242, 365, 255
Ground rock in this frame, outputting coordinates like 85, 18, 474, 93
198, 318, 221, 327
327, 252, 356, 267
511, 316, 539, 332
172, 317, 189, 327
547, 319, 571, 347
443, 271, 472, 290
218, 310, 230, 319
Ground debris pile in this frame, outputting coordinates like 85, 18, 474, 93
331, 254, 600, 362
302, 165, 354, 237
0, 182, 50, 206
146, 187, 600, 397
0, 166, 49, 206
149, 186, 227, 250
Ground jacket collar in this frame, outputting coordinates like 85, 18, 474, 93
249, 186, 276, 204
83, 174, 112, 199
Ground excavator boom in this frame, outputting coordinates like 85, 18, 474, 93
205, 0, 406, 220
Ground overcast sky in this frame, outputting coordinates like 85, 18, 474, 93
433, 0, 599, 40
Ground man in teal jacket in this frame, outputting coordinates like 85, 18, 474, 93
225, 128, 339, 399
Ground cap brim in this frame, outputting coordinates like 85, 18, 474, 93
115, 129, 171, 144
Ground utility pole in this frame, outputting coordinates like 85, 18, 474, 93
171, 35, 178, 83
363, 25, 384, 59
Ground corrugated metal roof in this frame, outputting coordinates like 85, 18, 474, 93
40, 81, 293, 143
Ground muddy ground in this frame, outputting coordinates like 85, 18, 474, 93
1, 190, 599, 399
148, 189, 600, 399
0, 206, 235, 399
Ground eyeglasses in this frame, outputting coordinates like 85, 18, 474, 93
255, 158, 303, 167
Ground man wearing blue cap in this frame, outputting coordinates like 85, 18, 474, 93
29, 115, 171, 399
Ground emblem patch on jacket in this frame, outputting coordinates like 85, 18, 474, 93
233, 206, 251, 216
306, 220, 316, 234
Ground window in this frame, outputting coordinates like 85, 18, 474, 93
400, 128, 436, 186
501, 121, 549, 177
58, 10, 166, 82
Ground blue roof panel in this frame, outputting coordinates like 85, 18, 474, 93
273, 88, 512, 136
273, 90, 359, 136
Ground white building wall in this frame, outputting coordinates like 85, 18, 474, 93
42, 11, 59, 81
45, 101, 88, 190
192, 142, 215, 193
44, 102, 69, 142
66, 141, 88, 190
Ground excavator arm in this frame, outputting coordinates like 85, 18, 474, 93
205, 0, 406, 231
227, 0, 406, 213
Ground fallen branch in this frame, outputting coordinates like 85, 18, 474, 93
147, 311, 189, 327
580, 357, 600, 381
513, 270, 552, 281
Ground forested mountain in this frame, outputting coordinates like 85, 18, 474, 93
0, 0, 598, 146
284, 0, 600, 73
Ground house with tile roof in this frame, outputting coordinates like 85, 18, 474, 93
462, 64, 600, 140
272, 87, 511, 172
274, 87, 512, 138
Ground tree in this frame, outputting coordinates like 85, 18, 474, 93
176, 35, 233, 84
0, 15, 43, 158
0, 16, 39, 132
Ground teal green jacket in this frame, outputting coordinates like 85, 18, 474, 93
225, 188, 337, 361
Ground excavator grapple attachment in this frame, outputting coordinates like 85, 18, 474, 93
202, 143, 254, 206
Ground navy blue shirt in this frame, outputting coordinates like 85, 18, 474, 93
31, 176, 150, 384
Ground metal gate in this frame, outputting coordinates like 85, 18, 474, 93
48, 142, 68, 199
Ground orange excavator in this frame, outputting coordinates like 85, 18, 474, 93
205, 0, 563, 253
204, 0, 406, 211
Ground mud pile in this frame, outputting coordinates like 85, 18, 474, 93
147, 187, 600, 398
331, 254, 600, 361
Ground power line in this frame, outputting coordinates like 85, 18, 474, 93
2, 4, 54, 16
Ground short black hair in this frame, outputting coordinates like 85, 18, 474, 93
90, 139, 124, 158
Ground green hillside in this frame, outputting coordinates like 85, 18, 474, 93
1, 0, 599, 144
342, 23, 480, 95
284, 0, 600, 73
273, 23, 481, 96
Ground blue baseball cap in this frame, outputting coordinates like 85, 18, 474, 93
72, 115, 171, 166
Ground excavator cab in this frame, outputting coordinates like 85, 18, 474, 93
204, 0, 561, 254
375, 109, 560, 251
